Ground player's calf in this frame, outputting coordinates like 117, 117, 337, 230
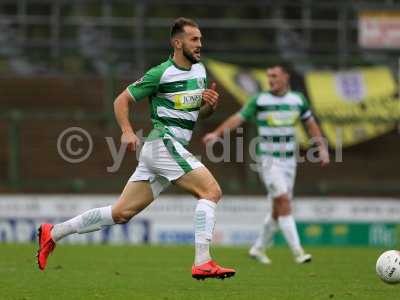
112, 209, 135, 224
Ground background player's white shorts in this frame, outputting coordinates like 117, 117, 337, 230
258, 156, 297, 199
129, 137, 204, 197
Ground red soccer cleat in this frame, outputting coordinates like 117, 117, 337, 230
37, 223, 56, 271
192, 260, 236, 280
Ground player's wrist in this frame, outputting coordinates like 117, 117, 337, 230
122, 127, 135, 134
314, 137, 327, 149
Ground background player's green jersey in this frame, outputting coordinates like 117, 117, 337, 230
239, 91, 312, 158
127, 58, 207, 145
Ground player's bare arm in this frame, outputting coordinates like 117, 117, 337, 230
113, 89, 141, 152
202, 113, 244, 144
304, 117, 330, 166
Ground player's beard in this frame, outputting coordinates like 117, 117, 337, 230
182, 45, 200, 64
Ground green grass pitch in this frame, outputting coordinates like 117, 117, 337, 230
1, 244, 398, 300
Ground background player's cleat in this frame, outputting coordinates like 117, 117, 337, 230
37, 223, 56, 271
294, 252, 312, 264
249, 246, 272, 265
192, 260, 236, 280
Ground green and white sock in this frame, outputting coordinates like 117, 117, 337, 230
51, 206, 114, 241
253, 214, 278, 250
194, 199, 217, 266
278, 215, 302, 255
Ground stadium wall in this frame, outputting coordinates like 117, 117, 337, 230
1, 195, 400, 247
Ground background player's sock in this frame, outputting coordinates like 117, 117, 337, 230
253, 214, 278, 250
51, 206, 114, 241
278, 214, 303, 255
194, 199, 216, 266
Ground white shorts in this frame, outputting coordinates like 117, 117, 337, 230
129, 137, 204, 197
258, 156, 297, 199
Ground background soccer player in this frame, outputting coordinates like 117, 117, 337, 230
203, 64, 329, 264
37, 17, 235, 280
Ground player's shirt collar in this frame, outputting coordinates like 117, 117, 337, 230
269, 89, 290, 97
169, 56, 193, 71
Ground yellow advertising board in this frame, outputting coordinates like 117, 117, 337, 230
305, 67, 398, 147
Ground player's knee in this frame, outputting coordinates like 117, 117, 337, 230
274, 193, 291, 215
201, 183, 222, 203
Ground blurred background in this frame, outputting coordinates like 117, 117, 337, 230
1, 0, 400, 246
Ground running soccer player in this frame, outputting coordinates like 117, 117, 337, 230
203, 64, 329, 264
37, 17, 235, 280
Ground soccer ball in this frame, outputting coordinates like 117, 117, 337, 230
376, 250, 400, 284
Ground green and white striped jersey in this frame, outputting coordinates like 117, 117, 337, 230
127, 58, 207, 145
239, 91, 313, 158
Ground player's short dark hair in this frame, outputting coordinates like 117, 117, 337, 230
170, 17, 199, 38
268, 63, 291, 75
